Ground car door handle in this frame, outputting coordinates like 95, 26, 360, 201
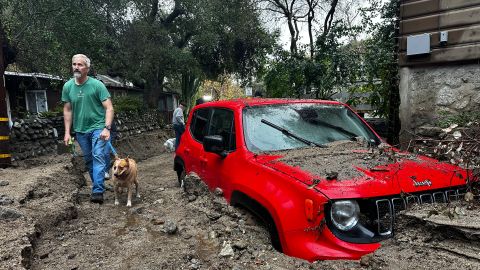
200, 158, 208, 163
185, 148, 191, 155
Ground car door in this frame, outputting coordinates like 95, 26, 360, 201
185, 108, 211, 177
201, 108, 237, 190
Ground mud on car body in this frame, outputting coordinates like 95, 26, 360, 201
173, 98, 476, 261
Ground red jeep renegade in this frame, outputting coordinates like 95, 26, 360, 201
173, 98, 473, 261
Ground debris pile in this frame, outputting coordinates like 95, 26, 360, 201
412, 122, 480, 183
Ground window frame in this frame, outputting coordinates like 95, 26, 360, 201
208, 108, 236, 152
189, 107, 212, 143
25, 90, 48, 114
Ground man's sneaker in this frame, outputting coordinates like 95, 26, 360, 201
104, 172, 111, 179
90, 193, 104, 204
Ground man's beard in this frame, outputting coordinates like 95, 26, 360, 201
73, 71, 81, 78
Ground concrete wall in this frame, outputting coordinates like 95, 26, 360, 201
399, 63, 480, 145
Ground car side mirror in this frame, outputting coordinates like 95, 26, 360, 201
203, 135, 227, 158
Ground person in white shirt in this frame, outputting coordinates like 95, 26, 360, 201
172, 101, 186, 150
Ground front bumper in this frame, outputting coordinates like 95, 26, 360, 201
284, 185, 469, 261
325, 185, 468, 245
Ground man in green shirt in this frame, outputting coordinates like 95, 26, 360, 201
62, 54, 114, 203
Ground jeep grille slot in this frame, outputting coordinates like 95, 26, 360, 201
374, 187, 465, 236
391, 198, 406, 214
375, 199, 393, 236
402, 187, 465, 208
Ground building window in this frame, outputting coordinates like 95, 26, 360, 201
25, 90, 48, 114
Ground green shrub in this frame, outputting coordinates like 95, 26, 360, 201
38, 111, 60, 118
436, 111, 480, 128
112, 96, 144, 112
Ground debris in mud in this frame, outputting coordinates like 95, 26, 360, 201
0, 206, 23, 220
404, 200, 480, 233
219, 241, 234, 257
0, 194, 14, 205
163, 220, 178, 234
0, 180, 9, 186
412, 121, 480, 183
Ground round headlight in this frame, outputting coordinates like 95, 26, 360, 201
330, 200, 360, 231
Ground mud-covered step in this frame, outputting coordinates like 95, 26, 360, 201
402, 202, 480, 240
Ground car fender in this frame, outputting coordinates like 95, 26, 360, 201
227, 162, 328, 255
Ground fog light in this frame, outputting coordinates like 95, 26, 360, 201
331, 200, 360, 231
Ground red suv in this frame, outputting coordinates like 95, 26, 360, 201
174, 98, 473, 261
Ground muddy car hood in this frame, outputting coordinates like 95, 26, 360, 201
254, 141, 468, 199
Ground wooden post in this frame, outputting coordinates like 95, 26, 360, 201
0, 32, 12, 167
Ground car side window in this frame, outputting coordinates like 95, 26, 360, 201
190, 108, 211, 142
208, 108, 236, 151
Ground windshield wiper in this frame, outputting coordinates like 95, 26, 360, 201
261, 119, 327, 148
310, 119, 359, 140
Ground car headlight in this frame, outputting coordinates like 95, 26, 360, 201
330, 200, 360, 231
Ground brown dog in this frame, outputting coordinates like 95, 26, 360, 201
112, 157, 139, 207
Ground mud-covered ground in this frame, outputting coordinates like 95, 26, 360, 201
1, 130, 479, 270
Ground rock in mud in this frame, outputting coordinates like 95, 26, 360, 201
360, 254, 373, 266
214, 188, 223, 196
232, 240, 247, 250
183, 174, 209, 196
0, 180, 9, 186
0, 194, 14, 205
219, 241, 234, 257
0, 206, 23, 220
163, 220, 178, 234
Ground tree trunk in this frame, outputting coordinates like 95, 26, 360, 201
146, 70, 164, 109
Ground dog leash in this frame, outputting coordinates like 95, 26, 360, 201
107, 140, 119, 158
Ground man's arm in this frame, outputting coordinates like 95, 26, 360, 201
100, 98, 114, 141
63, 102, 72, 145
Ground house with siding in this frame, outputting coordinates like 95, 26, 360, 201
398, 0, 480, 146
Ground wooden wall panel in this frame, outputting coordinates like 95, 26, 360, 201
399, 25, 480, 51
401, 0, 480, 19
400, 0, 480, 66
400, 6, 480, 35
399, 44, 480, 66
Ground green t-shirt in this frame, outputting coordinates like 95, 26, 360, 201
62, 77, 111, 133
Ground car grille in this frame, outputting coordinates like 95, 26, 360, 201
373, 186, 467, 236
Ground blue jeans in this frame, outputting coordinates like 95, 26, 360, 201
76, 129, 108, 194
173, 124, 185, 149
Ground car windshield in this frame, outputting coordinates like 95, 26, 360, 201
243, 103, 379, 152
